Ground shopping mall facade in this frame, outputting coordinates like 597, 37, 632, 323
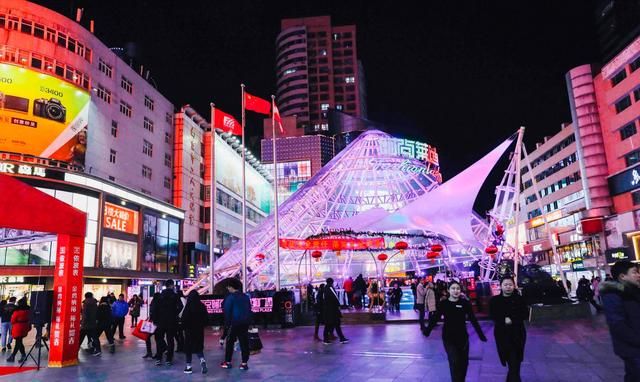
0, 1, 273, 301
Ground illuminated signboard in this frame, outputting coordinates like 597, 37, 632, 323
103, 202, 139, 235
201, 296, 274, 314
378, 138, 439, 166
215, 133, 273, 213
0, 162, 46, 177
608, 164, 640, 196
605, 247, 631, 264
0, 64, 90, 166
529, 210, 563, 228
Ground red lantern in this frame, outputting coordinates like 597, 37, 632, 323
485, 245, 498, 255
430, 243, 443, 252
495, 224, 504, 236
255, 253, 265, 261
377, 253, 388, 261
395, 241, 408, 254
426, 251, 440, 259
311, 250, 323, 262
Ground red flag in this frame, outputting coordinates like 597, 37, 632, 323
273, 103, 284, 134
213, 108, 242, 136
244, 92, 271, 115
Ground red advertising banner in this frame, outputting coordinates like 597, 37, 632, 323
279, 237, 386, 250
103, 202, 139, 235
49, 234, 84, 367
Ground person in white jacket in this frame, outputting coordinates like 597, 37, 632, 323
415, 279, 427, 331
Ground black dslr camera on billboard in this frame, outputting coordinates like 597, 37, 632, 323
33, 98, 66, 123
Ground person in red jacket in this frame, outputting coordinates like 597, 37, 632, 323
7, 297, 30, 363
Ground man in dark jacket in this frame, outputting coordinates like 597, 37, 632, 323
323, 278, 348, 345
220, 278, 252, 371
601, 260, 640, 382
1, 296, 16, 352
80, 292, 100, 355
111, 294, 129, 339
97, 297, 115, 354
151, 279, 183, 366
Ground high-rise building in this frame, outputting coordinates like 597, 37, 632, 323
275, 16, 366, 135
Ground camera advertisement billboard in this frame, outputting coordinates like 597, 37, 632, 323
0, 64, 90, 167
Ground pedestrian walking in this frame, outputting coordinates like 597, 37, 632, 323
220, 278, 252, 371
6, 297, 29, 363
322, 277, 349, 345
388, 283, 403, 313
1, 296, 16, 352
425, 282, 438, 324
128, 294, 142, 328
416, 278, 427, 330
411, 279, 418, 310
182, 290, 208, 374
151, 279, 183, 366
96, 297, 116, 354
143, 292, 161, 359
79, 292, 100, 356
175, 289, 186, 353
343, 277, 354, 308
489, 277, 528, 382
577, 277, 602, 312
111, 294, 129, 339
353, 274, 367, 308
600, 260, 640, 382
424, 281, 487, 382
313, 284, 325, 341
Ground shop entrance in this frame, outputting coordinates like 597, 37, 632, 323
0, 174, 86, 367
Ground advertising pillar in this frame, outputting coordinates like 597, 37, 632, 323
49, 234, 84, 367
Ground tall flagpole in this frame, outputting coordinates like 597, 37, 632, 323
209, 103, 216, 294
271, 95, 281, 291
241, 84, 248, 292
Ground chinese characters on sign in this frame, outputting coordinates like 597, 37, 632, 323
0, 162, 47, 177
279, 237, 386, 251
378, 138, 439, 166
201, 297, 274, 314
103, 202, 139, 234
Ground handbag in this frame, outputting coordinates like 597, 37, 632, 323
141, 320, 157, 334
132, 320, 150, 341
248, 328, 263, 355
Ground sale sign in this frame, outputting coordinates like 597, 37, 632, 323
103, 202, 139, 234
49, 234, 84, 367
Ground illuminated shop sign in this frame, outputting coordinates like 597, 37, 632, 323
605, 247, 631, 264
379, 138, 439, 165
0, 64, 90, 166
0, 162, 47, 177
609, 164, 640, 196
0, 276, 25, 283
529, 210, 563, 228
103, 202, 139, 235
201, 296, 274, 314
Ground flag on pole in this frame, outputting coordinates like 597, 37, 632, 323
213, 109, 242, 136
244, 92, 271, 115
273, 103, 285, 134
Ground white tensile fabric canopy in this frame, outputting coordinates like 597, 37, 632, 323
351, 136, 515, 247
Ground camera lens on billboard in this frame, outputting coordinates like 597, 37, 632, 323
33, 98, 66, 123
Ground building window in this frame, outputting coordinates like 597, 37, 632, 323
109, 149, 116, 164
95, 85, 111, 104
633, 190, 640, 205
166, 112, 173, 125
635, 88, 640, 102
345, 76, 355, 83
108, 175, 115, 181
164, 176, 171, 189
98, 59, 112, 78
142, 165, 152, 179
120, 76, 133, 94
144, 95, 155, 111
143, 140, 153, 157
111, 120, 118, 137
165, 132, 171, 143
615, 95, 632, 114
626, 149, 640, 167
336, 104, 343, 110
620, 122, 637, 140
164, 153, 171, 167
611, 69, 627, 86
119, 101, 132, 117
321, 103, 329, 111
631, 56, 640, 73
143, 117, 154, 132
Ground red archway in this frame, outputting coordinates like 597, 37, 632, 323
0, 173, 86, 367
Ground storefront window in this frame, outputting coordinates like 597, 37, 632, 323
142, 213, 179, 274
102, 237, 137, 269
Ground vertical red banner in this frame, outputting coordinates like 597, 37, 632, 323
49, 234, 84, 367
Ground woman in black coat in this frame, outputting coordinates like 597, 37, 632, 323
322, 278, 348, 344
489, 277, 528, 382
181, 290, 208, 374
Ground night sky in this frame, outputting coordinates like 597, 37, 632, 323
36, 0, 599, 212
